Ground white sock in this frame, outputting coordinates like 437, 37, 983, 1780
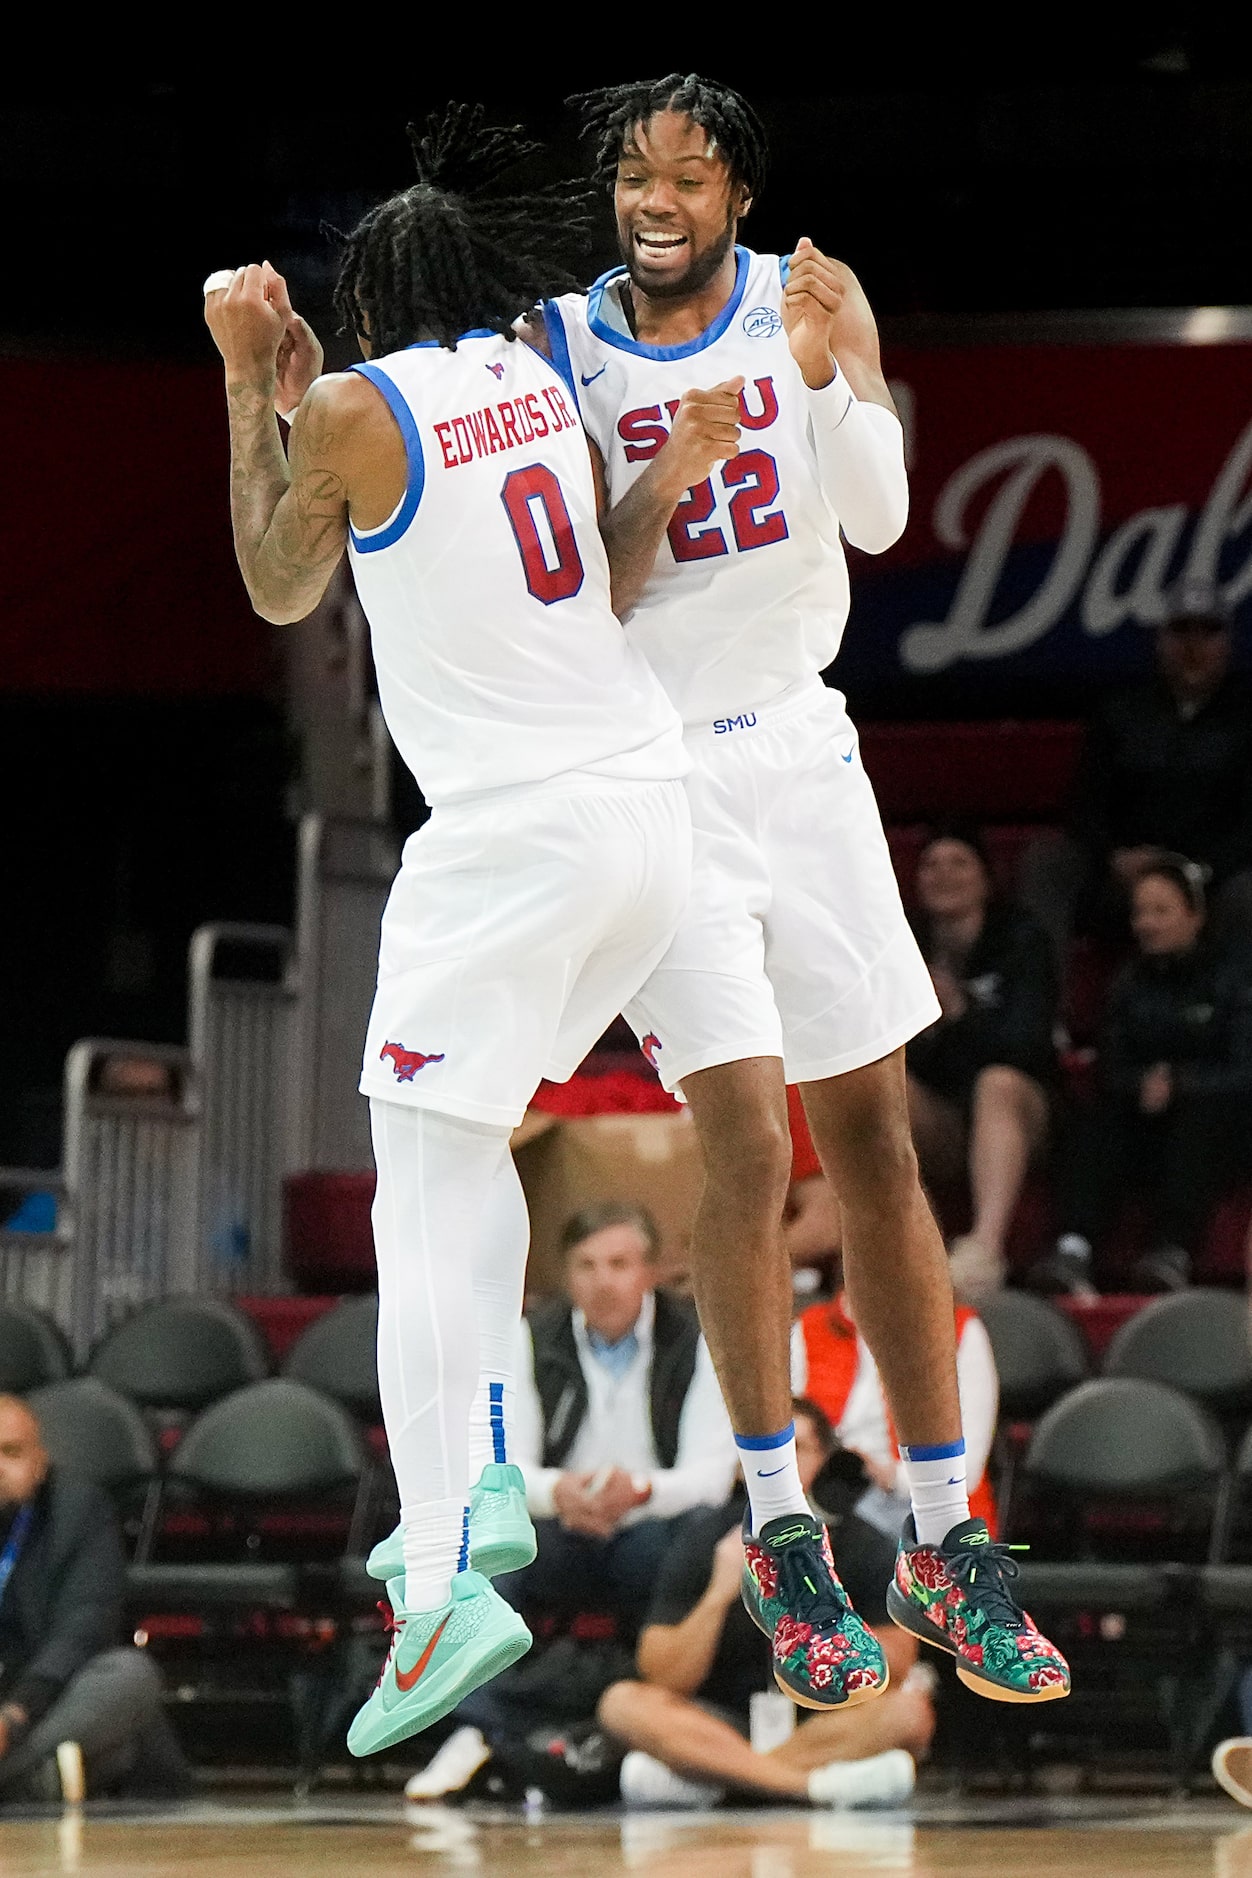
736, 1423, 810, 1533
899, 1440, 971, 1546
467, 1149, 530, 1481
401, 1500, 469, 1613
370, 1100, 512, 1612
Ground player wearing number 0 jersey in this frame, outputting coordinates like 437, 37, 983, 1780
204, 106, 693, 1759
532, 76, 1070, 1713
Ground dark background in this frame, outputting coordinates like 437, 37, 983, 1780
3, 24, 1251, 1161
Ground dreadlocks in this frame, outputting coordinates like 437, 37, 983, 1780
568, 74, 769, 202
333, 103, 601, 355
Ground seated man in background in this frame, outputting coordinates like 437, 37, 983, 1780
0, 1396, 189, 1804
503, 1203, 736, 1628
792, 1281, 999, 1538
598, 1398, 931, 1809
906, 828, 1058, 1303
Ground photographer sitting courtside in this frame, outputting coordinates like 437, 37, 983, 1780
598, 1398, 931, 1809
501, 1203, 736, 1628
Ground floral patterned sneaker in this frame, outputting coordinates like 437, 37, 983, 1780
887, 1515, 1070, 1704
741, 1512, 889, 1710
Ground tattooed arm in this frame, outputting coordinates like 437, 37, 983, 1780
205, 263, 399, 624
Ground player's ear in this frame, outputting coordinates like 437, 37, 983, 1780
737, 185, 753, 220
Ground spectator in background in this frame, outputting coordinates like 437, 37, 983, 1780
1023, 585, 1252, 963
1031, 857, 1252, 1296
0, 1396, 189, 1804
792, 1283, 999, 1539
905, 829, 1058, 1302
502, 1203, 736, 1629
598, 1398, 930, 1810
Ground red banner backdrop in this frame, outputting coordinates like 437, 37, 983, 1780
1, 355, 274, 695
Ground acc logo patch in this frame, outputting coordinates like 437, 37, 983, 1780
742, 305, 783, 339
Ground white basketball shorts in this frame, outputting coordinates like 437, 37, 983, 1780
360, 776, 692, 1128
624, 681, 940, 1092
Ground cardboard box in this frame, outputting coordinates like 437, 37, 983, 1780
514, 1110, 703, 1297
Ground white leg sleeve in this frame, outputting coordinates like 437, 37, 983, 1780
369, 1099, 512, 1610
467, 1149, 531, 1481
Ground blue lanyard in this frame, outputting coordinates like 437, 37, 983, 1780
0, 1505, 34, 1607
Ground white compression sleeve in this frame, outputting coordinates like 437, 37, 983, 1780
467, 1148, 531, 1481
369, 1099, 512, 1611
806, 372, 909, 554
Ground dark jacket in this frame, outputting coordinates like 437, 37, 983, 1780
527, 1290, 700, 1472
1071, 674, 1252, 882
908, 902, 1058, 1092
0, 1471, 124, 1723
1098, 940, 1252, 1102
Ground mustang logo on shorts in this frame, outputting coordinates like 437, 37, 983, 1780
641, 1033, 662, 1071
380, 1042, 446, 1082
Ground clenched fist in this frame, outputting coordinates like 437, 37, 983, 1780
782, 237, 849, 388
204, 263, 287, 385
658, 376, 745, 496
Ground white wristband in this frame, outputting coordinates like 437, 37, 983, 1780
279, 406, 300, 427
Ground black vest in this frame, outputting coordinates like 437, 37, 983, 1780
528, 1290, 701, 1471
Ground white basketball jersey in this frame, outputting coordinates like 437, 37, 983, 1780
548, 248, 851, 726
345, 331, 684, 806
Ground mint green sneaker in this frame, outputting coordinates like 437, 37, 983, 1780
347, 1570, 531, 1757
367, 1464, 537, 1583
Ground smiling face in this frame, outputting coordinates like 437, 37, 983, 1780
916, 838, 991, 925
1132, 871, 1204, 957
614, 108, 750, 300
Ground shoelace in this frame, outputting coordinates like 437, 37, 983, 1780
374, 1600, 404, 1689
775, 1537, 850, 1632
944, 1541, 1029, 1629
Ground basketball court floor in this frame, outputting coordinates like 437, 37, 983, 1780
8, 1793, 1252, 1877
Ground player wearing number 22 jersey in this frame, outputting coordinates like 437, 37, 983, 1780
546, 243, 938, 1089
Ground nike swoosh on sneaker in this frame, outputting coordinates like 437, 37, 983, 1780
395, 1615, 450, 1693
580, 367, 607, 386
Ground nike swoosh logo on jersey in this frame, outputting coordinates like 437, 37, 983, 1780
580, 367, 607, 386
841, 749, 855, 763
394, 1614, 450, 1693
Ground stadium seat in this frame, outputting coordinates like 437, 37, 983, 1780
1102, 1291, 1252, 1426
979, 1291, 1090, 1422
282, 1294, 380, 1422
89, 1296, 270, 1418
1011, 1378, 1227, 1778
26, 1375, 161, 1557
0, 1301, 72, 1393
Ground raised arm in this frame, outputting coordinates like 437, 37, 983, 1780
204, 264, 371, 624
783, 239, 908, 554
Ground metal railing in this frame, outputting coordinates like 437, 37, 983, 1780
62, 1040, 199, 1359
1, 812, 395, 1346
188, 923, 297, 1296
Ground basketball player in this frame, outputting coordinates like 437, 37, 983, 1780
202, 107, 735, 1754
531, 76, 1070, 1708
